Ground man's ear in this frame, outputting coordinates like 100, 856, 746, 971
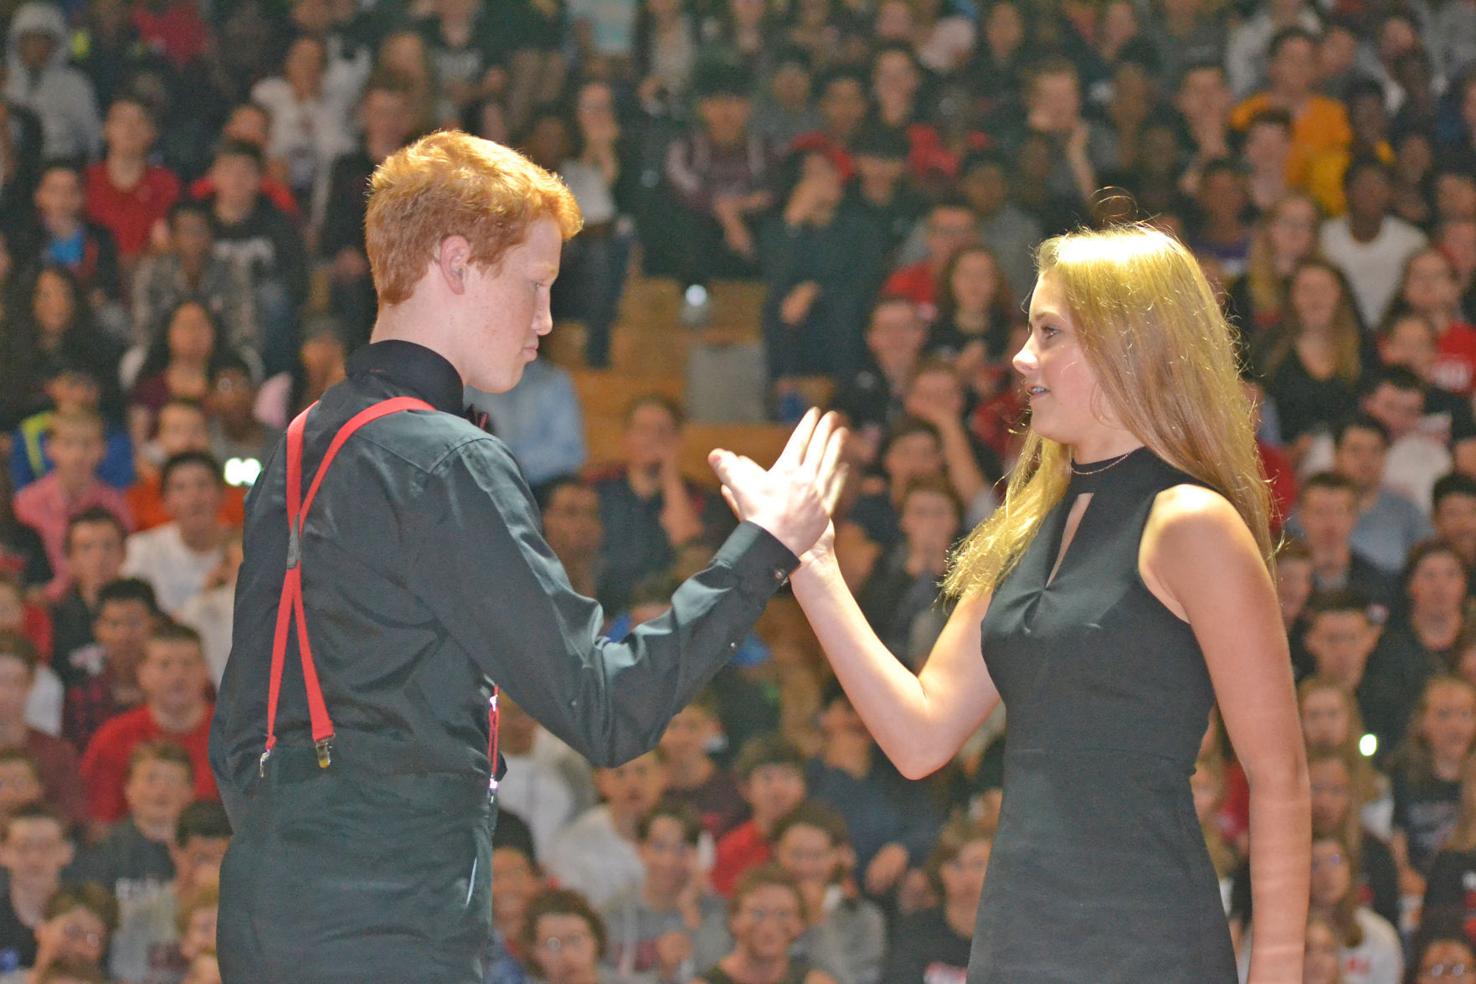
435, 235, 473, 294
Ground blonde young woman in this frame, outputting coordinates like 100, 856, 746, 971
712, 225, 1311, 981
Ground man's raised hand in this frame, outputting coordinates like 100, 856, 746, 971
707, 408, 847, 559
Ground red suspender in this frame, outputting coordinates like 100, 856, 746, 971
261, 397, 434, 773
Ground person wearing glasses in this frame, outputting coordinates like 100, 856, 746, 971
521, 888, 653, 984
694, 865, 837, 984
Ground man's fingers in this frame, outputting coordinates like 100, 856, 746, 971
775, 407, 820, 471
798, 411, 840, 481
720, 485, 740, 519
709, 449, 765, 491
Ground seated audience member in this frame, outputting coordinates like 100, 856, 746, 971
122, 452, 227, 618
71, 742, 193, 907
768, 801, 884, 984
16, 165, 122, 316
130, 200, 254, 356
659, 692, 746, 840
523, 888, 651, 984
589, 396, 731, 613
248, 34, 356, 209
805, 685, 943, 899
464, 356, 587, 489
759, 148, 887, 401
60, 578, 156, 753
0, 582, 60, 737
1389, 677, 1476, 900
857, 476, 962, 666
105, 802, 227, 984
491, 836, 545, 979
1295, 473, 1398, 620
537, 477, 605, 607
1401, 248, 1476, 399
204, 357, 280, 480
883, 815, 994, 984
48, 512, 125, 688
1406, 937, 1476, 984
1298, 832, 1403, 984
694, 865, 838, 984
830, 297, 930, 451
84, 96, 179, 270
1325, 415, 1432, 573
1303, 591, 1395, 756
0, 806, 74, 973
81, 622, 215, 823
0, 636, 84, 830
1321, 157, 1428, 332
126, 400, 245, 534
12, 411, 133, 598
0, 884, 117, 984
0, 751, 46, 830
1434, 475, 1476, 574
1359, 364, 1458, 515
10, 366, 133, 492
0, 2, 101, 163
1365, 541, 1469, 746
185, 104, 301, 222
712, 737, 809, 897
900, 360, 1000, 523
493, 695, 595, 863
175, 533, 242, 688
1420, 756, 1476, 949
603, 800, 723, 982
845, 417, 956, 555
880, 200, 978, 320
127, 301, 234, 446
205, 140, 309, 377
662, 61, 775, 285
845, 124, 926, 261
1306, 749, 1400, 931
548, 750, 668, 911
1375, 314, 1476, 476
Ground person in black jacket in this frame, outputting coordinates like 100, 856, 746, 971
210, 130, 844, 984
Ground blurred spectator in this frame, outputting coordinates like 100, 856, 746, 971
856, 476, 961, 665
1230, 28, 1351, 188
205, 140, 309, 377
1326, 415, 1432, 573
536, 476, 605, 607
465, 356, 587, 489
590, 396, 730, 613
602, 800, 719, 982
12, 410, 133, 597
318, 75, 416, 349
84, 96, 180, 271
1015, 57, 1113, 209
523, 887, 648, 984
16, 165, 122, 322
130, 200, 255, 360
842, 125, 920, 271
1231, 191, 1321, 341
0, 750, 46, 827
1303, 591, 1386, 747
11, 365, 134, 493
1320, 157, 1428, 331
659, 691, 746, 840
60, 578, 156, 753
883, 815, 993, 984
1305, 749, 1400, 931
1389, 677, 1476, 899
1306, 80, 1395, 220
1, 3, 102, 162
1255, 260, 1366, 452
634, 0, 700, 114
70, 741, 192, 898
203, 356, 277, 481
1304, 831, 1403, 984
1297, 474, 1400, 617
103, 801, 227, 984
1375, 317, 1476, 479
548, 750, 667, 911
0, 634, 84, 830
0, 805, 74, 974
882, 200, 977, 319
121, 452, 225, 618
493, 694, 595, 864
126, 399, 245, 534
792, 68, 871, 183
1347, 366, 1456, 515
769, 801, 885, 984
48, 510, 125, 686
711, 736, 807, 898
1402, 248, 1476, 398
831, 297, 928, 453
694, 865, 837, 984
491, 837, 544, 981
0, 267, 124, 435
417, 0, 506, 127
250, 35, 355, 216
127, 301, 235, 450
0, 884, 117, 984
1188, 159, 1252, 280
760, 148, 887, 402
752, 48, 819, 150
662, 61, 775, 285
175, 530, 240, 687
80, 622, 215, 824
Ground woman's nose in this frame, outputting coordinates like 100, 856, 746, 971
1012, 338, 1037, 377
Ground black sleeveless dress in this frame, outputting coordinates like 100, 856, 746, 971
968, 447, 1238, 983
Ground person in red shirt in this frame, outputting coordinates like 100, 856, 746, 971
711, 735, 808, 897
880, 200, 978, 321
185, 103, 301, 224
85, 96, 180, 269
1400, 247, 1476, 397
80, 621, 215, 824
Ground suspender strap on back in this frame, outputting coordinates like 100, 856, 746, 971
262, 396, 434, 772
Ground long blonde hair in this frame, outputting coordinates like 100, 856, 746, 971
944, 225, 1274, 597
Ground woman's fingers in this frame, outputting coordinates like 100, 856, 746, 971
817, 426, 848, 514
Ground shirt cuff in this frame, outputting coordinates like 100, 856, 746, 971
713, 521, 801, 592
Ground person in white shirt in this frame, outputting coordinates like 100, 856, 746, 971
1320, 158, 1428, 329
122, 451, 227, 617
548, 749, 667, 910
176, 531, 242, 687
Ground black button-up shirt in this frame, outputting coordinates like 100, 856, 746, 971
209, 340, 797, 813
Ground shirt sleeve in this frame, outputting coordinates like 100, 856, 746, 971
407, 436, 797, 767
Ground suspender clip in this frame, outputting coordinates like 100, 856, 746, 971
286, 527, 301, 569
315, 736, 334, 769
258, 749, 271, 778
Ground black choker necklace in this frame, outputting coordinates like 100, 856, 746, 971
1070, 449, 1137, 477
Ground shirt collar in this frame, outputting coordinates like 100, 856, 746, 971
346, 340, 464, 415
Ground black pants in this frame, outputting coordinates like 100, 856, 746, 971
218, 753, 494, 983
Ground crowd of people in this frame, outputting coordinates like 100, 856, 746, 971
0, 0, 1475, 980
